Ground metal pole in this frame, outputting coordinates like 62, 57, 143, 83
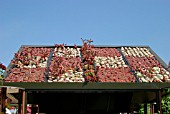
22, 90, 27, 114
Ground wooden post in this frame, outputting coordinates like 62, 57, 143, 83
18, 89, 22, 114
150, 103, 154, 114
32, 104, 39, 114
0, 87, 6, 112
144, 104, 147, 114
156, 90, 162, 114
158, 91, 162, 114
18, 104, 21, 114
0, 87, 2, 112
22, 90, 27, 114
37, 104, 39, 114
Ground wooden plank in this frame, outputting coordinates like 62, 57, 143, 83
158, 91, 162, 114
22, 90, 27, 114
156, 90, 162, 114
150, 103, 154, 114
18, 104, 21, 114
7, 87, 19, 93
0, 87, 6, 112
3, 82, 161, 90
144, 104, 147, 114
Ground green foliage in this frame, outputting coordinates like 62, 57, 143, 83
0, 68, 4, 80
139, 104, 144, 113
162, 89, 170, 113
139, 104, 150, 114
139, 89, 170, 114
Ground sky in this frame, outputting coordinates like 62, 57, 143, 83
0, 0, 170, 66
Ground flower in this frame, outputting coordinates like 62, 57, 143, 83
0, 63, 6, 70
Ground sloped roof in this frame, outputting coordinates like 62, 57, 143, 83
2, 44, 170, 113
2, 44, 170, 90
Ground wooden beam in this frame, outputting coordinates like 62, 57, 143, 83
18, 104, 21, 114
18, 89, 22, 114
22, 90, 27, 114
144, 104, 147, 114
37, 104, 39, 114
156, 90, 162, 114
150, 103, 154, 114
158, 91, 162, 114
0, 87, 6, 112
